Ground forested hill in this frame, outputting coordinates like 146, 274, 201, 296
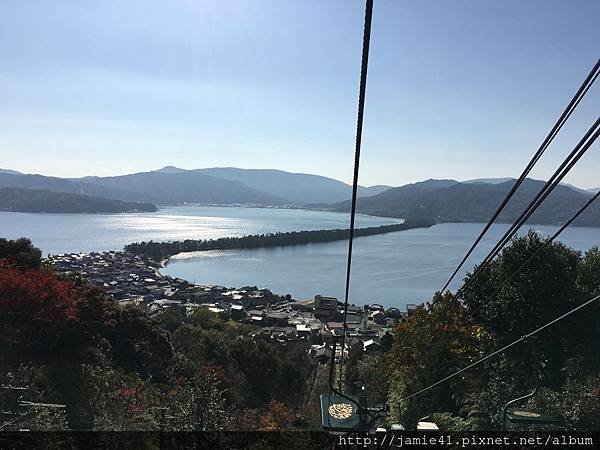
323, 178, 600, 227
0, 167, 392, 206
0, 171, 284, 206
192, 167, 392, 204
0, 187, 157, 213
125, 218, 435, 261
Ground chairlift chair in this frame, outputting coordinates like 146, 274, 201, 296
502, 337, 561, 430
320, 393, 388, 432
320, 393, 367, 432
320, 336, 387, 431
320, 0, 386, 432
502, 378, 561, 430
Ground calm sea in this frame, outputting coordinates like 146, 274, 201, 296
1, 206, 598, 308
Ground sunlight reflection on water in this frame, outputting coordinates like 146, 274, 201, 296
0, 205, 397, 254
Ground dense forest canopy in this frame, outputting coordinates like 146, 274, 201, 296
0, 238, 316, 433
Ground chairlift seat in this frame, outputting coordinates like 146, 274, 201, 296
505, 408, 561, 425
417, 421, 439, 431
320, 394, 366, 431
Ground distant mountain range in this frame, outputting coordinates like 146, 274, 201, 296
0, 168, 23, 175
323, 178, 600, 227
464, 177, 515, 185
186, 167, 391, 203
0, 167, 597, 225
0, 167, 391, 207
0, 187, 157, 213
76, 170, 285, 205
464, 177, 599, 195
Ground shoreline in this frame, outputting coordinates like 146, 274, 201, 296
3, 202, 598, 228
125, 218, 436, 263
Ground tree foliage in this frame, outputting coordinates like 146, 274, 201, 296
385, 233, 600, 430
0, 237, 42, 268
124, 219, 435, 261
0, 239, 313, 431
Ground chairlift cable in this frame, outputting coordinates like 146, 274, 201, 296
415, 117, 599, 357
464, 189, 600, 321
335, 0, 374, 394
399, 292, 600, 402
393, 173, 599, 408
473, 117, 599, 270
405, 111, 599, 406
439, 59, 600, 294
455, 118, 599, 299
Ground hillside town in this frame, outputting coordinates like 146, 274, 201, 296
47, 250, 414, 357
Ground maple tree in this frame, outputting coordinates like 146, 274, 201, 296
0, 261, 79, 325
259, 400, 293, 431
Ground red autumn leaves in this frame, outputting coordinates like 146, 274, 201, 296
0, 260, 79, 325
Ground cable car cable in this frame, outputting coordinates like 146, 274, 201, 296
329, 0, 374, 401
465, 189, 600, 321
455, 118, 599, 299
413, 117, 599, 372
472, 117, 599, 272
399, 292, 600, 402
440, 59, 600, 294
398, 129, 598, 408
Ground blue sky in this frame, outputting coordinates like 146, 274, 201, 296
0, 0, 598, 187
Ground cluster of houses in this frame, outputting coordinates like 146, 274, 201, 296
47, 251, 418, 360
47, 251, 287, 314
48, 251, 189, 302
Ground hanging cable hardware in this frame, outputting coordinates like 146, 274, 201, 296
455, 117, 599, 300
440, 59, 599, 295
321, 0, 374, 432
319, 0, 599, 430
399, 292, 600, 403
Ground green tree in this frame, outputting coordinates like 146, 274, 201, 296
387, 292, 478, 427
0, 237, 42, 268
164, 357, 232, 431
189, 306, 226, 330
462, 232, 599, 385
386, 233, 600, 430
84, 366, 157, 431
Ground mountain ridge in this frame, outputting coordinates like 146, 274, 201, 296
168, 166, 392, 203
0, 168, 23, 175
0, 187, 157, 213
0, 167, 393, 206
323, 178, 599, 227
76, 170, 286, 205
0, 168, 597, 224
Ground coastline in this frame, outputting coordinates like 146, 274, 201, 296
126, 218, 436, 263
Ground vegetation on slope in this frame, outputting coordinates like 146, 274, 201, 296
2, 231, 598, 432
124, 218, 436, 261
346, 232, 600, 430
0, 238, 316, 432
326, 178, 600, 226
0, 187, 157, 213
